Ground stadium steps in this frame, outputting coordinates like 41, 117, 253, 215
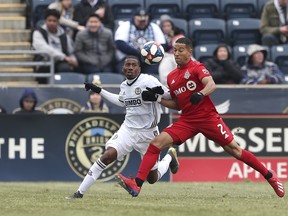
0, 29, 30, 42
0, 0, 22, 4
0, 16, 26, 29
0, 3, 26, 16
0, 42, 31, 50
0, 54, 33, 62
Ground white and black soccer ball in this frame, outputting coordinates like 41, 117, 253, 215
140, 41, 165, 65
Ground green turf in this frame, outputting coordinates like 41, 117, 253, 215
0, 181, 286, 216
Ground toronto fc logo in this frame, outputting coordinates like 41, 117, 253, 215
65, 116, 129, 181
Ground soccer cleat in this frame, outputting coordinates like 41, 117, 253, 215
267, 170, 285, 197
115, 174, 141, 197
65, 191, 83, 199
168, 147, 179, 174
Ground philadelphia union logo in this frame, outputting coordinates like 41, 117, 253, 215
40, 98, 81, 114
65, 116, 129, 181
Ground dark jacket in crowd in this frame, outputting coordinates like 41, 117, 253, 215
203, 44, 243, 84
73, 0, 114, 30
13, 88, 44, 114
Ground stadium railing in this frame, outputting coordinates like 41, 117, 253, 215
0, 50, 55, 84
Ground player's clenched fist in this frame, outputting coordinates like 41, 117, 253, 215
190, 92, 204, 104
146, 86, 164, 95
84, 82, 102, 93
141, 86, 163, 102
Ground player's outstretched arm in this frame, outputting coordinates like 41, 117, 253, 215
100, 89, 124, 107
160, 98, 180, 110
84, 82, 124, 107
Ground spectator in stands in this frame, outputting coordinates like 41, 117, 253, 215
158, 15, 185, 86
159, 15, 185, 53
48, 0, 86, 38
114, 8, 166, 74
203, 43, 243, 84
241, 44, 285, 84
260, 0, 288, 46
80, 79, 109, 113
32, 9, 78, 83
74, 14, 115, 74
0, 105, 7, 114
73, 0, 114, 30
13, 88, 44, 114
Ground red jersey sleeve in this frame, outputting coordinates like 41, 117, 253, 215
195, 63, 211, 81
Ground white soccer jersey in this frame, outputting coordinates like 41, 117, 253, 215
118, 74, 167, 129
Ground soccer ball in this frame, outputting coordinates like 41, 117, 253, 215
140, 41, 165, 65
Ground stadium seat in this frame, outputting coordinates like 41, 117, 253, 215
271, 45, 288, 75
226, 18, 261, 46
108, 0, 144, 20
193, 44, 220, 63
145, 0, 182, 19
72, 0, 81, 6
233, 45, 270, 67
87, 73, 125, 85
182, 0, 220, 20
221, 0, 258, 19
31, 0, 54, 28
188, 18, 226, 46
53, 72, 87, 84
152, 17, 188, 36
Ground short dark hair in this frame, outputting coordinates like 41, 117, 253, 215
87, 14, 101, 21
125, 55, 141, 65
44, 9, 61, 20
175, 37, 193, 49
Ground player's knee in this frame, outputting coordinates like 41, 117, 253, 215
147, 176, 157, 184
100, 149, 117, 165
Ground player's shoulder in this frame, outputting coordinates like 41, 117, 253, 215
139, 73, 159, 82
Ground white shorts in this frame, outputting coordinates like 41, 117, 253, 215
105, 124, 160, 170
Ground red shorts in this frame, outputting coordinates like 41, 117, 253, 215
163, 114, 234, 146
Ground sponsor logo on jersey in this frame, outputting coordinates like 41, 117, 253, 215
39, 98, 81, 114
124, 98, 142, 107
65, 116, 129, 181
173, 80, 197, 95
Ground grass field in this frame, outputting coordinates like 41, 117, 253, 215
0, 181, 287, 216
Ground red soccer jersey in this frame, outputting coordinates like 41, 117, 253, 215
167, 59, 218, 119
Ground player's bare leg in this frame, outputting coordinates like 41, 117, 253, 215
66, 147, 117, 199
223, 140, 285, 197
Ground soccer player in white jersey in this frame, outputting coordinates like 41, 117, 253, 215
66, 55, 179, 199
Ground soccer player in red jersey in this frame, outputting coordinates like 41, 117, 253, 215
116, 37, 285, 198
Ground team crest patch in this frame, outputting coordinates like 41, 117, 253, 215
135, 87, 141, 95
184, 71, 190, 79
65, 116, 129, 181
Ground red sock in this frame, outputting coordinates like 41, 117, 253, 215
239, 149, 268, 176
136, 144, 161, 181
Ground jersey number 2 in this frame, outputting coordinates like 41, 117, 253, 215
217, 124, 229, 139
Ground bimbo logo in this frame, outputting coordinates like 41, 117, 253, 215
124, 98, 142, 107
